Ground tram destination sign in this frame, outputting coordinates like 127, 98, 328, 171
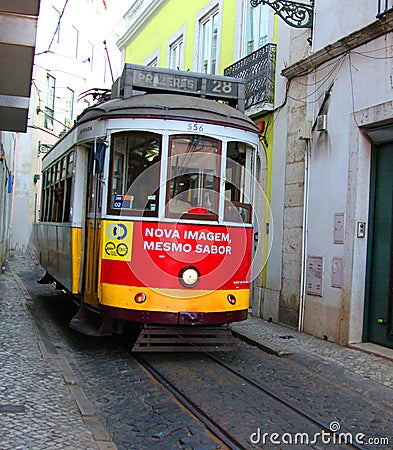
121, 65, 241, 102
133, 68, 201, 94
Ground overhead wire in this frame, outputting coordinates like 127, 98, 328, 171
287, 55, 346, 104
291, 53, 347, 87
351, 49, 393, 59
348, 53, 361, 127
262, 50, 349, 127
350, 41, 393, 55
261, 50, 350, 140
35, 0, 69, 56
261, 55, 345, 137
281, 48, 371, 129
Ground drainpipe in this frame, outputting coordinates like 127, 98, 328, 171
298, 136, 311, 332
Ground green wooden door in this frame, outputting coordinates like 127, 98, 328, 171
366, 143, 393, 348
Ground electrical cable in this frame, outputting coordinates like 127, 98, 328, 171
36, 0, 69, 56
287, 55, 346, 103
291, 54, 347, 88
351, 49, 393, 60
348, 53, 361, 127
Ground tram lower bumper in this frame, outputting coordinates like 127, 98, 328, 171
100, 305, 248, 325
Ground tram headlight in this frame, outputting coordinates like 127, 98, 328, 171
134, 292, 147, 303
227, 294, 237, 305
179, 266, 200, 288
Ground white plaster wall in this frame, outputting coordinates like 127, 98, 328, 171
303, 64, 353, 339
0, 132, 16, 264
313, 0, 377, 52
304, 32, 393, 342
345, 128, 371, 344
11, 131, 35, 251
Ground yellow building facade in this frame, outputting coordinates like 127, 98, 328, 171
121, 0, 238, 73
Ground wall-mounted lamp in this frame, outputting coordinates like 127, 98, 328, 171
250, 0, 314, 29
38, 141, 53, 155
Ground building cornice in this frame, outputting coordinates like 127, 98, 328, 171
117, 0, 168, 50
282, 10, 393, 79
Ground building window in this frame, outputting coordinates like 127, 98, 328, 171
199, 9, 219, 74
243, 1, 269, 55
169, 36, 184, 70
71, 25, 79, 59
98, 55, 109, 84
146, 57, 158, 67
45, 74, 56, 130
145, 48, 160, 67
65, 87, 74, 129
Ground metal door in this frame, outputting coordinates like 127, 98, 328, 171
366, 143, 393, 348
83, 142, 105, 307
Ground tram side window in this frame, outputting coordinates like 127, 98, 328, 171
166, 135, 220, 219
224, 142, 252, 223
87, 143, 104, 214
108, 132, 160, 215
40, 152, 74, 222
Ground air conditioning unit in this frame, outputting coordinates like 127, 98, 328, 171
316, 114, 327, 131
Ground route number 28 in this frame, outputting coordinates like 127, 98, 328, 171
211, 80, 233, 94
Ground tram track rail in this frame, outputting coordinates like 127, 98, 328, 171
133, 351, 368, 450
134, 354, 246, 450
205, 352, 368, 450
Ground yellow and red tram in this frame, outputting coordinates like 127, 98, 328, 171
33, 64, 261, 350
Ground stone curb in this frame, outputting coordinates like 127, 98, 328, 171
231, 329, 291, 357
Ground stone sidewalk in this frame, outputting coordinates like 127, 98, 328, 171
0, 251, 116, 450
231, 316, 393, 390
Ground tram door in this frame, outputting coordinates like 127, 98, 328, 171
366, 142, 393, 348
83, 143, 105, 307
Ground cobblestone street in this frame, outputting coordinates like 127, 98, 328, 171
1, 251, 392, 449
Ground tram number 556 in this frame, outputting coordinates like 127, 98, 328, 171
187, 123, 204, 132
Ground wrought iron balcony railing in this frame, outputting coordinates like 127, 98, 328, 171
224, 43, 276, 110
377, 0, 393, 16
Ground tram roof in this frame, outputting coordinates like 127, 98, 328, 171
77, 93, 259, 134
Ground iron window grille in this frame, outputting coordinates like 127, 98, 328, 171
224, 43, 276, 109
377, 0, 393, 16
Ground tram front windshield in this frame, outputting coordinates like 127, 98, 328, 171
108, 131, 252, 223
166, 136, 220, 218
